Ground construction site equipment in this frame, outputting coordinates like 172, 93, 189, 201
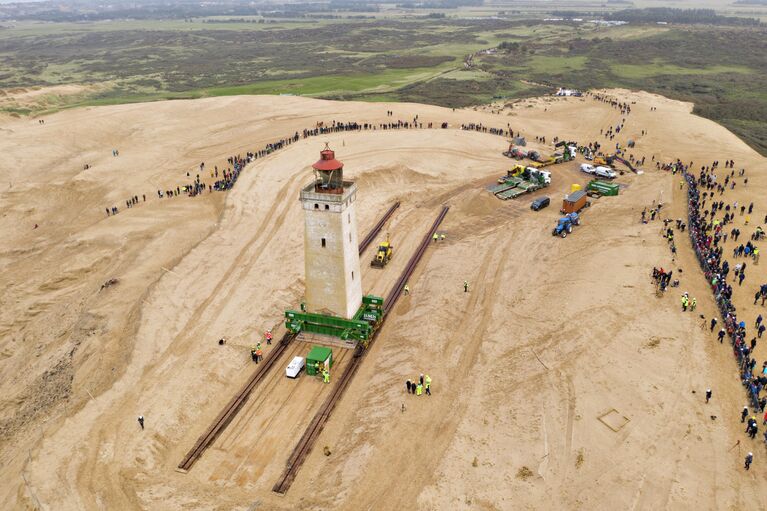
503, 146, 527, 160
561, 190, 590, 214
285, 294, 384, 342
273, 206, 450, 495
286, 356, 305, 378
593, 156, 608, 166
494, 168, 551, 200
552, 213, 580, 238
555, 141, 577, 161
178, 204, 398, 474
587, 179, 619, 197
371, 237, 393, 268
178, 330, 298, 472
571, 184, 581, 193
499, 164, 527, 181
527, 150, 541, 161
306, 346, 333, 376
359, 202, 399, 253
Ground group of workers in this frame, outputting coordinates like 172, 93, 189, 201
405, 374, 432, 396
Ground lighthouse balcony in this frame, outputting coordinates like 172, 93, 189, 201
300, 181, 357, 203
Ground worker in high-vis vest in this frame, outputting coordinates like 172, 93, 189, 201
424, 374, 432, 396
322, 369, 330, 384
415, 383, 423, 396
433, 232, 438, 243
404, 284, 410, 296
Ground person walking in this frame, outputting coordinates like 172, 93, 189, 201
415, 382, 423, 396
706, 389, 712, 403
690, 297, 697, 311
710, 317, 718, 331
255, 346, 263, 362
745, 452, 753, 470
681, 294, 689, 311
404, 284, 410, 296
718, 328, 726, 343
742, 406, 749, 423
138, 415, 144, 430
756, 315, 763, 329
406, 379, 412, 394
464, 281, 469, 293
760, 325, 766, 338
424, 374, 432, 396
250, 345, 258, 363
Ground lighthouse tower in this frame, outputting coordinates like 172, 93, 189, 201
300, 145, 363, 319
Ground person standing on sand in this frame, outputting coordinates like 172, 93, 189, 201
711, 317, 718, 331
406, 379, 412, 394
745, 452, 753, 470
138, 415, 144, 430
742, 406, 749, 423
706, 389, 712, 403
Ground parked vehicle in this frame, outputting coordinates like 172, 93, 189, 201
552, 212, 580, 238
561, 190, 590, 214
594, 166, 617, 179
580, 163, 595, 174
531, 196, 550, 211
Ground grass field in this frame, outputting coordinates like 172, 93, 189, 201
1, 12, 766, 154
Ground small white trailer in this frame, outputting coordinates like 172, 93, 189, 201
286, 356, 305, 379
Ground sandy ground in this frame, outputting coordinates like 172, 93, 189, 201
1, 89, 766, 510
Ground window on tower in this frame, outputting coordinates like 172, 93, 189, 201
314, 203, 319, 209
321, 238, 326, 248
325, 204, 330, 210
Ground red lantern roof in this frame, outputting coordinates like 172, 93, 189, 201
312, 147, 343, 172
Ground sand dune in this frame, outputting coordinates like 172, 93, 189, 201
0, 91, 765, 510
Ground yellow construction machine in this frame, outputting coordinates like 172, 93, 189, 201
371, 236, 393, 268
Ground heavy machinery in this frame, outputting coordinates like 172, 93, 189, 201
371, 237, 393, 268
499, 164, 527, 181
503, 145, 527, 160
493, 167, 551, 200
555, 141, 577, 161
552, 212, 580, 238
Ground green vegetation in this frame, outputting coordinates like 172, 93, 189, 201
1, 11, 766, 155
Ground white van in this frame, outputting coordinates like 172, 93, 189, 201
595, 166, 617, 179
580, 163, 595, 174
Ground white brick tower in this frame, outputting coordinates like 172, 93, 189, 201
300, 145, 362, 319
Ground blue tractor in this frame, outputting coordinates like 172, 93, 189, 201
552, 212, 580, 238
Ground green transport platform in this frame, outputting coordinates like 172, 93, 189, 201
285, 295, 384, 343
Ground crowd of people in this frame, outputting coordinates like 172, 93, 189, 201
103, 116, 517, 218
681, 160, 767, 467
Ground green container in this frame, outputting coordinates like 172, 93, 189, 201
306, 345, 333, 376
587, 179, 619, 196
